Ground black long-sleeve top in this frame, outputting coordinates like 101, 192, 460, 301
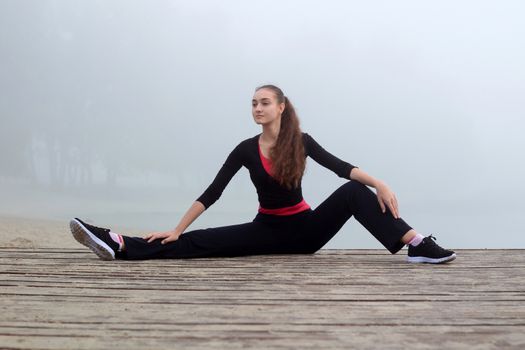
197, 133, 357, 210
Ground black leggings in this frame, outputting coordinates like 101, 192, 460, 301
116, 181, 413, 260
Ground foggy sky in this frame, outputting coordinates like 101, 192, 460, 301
1, 0, 524, 248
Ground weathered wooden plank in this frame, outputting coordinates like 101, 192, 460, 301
1, 300, 524, 326
1, 325, 524, 350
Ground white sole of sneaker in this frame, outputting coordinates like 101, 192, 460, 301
406, 253, 456, 264
70, 219, 115, 261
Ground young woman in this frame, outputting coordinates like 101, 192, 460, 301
70, 85, 456, 264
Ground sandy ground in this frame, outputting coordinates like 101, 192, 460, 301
0, 214, 143, 249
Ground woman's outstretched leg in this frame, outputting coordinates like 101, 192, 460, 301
119, 221, 291, 260
70, 217, 297, 260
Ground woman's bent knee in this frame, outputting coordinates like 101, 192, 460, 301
345, 180, 367, 192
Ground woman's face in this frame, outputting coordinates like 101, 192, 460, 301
252, 89, 285, 126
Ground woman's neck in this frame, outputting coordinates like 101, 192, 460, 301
260, 121, 280, 145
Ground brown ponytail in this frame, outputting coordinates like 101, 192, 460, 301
255, 85, 305, 190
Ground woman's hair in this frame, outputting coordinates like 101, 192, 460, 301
256, 84, 305, 190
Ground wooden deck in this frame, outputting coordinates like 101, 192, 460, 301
0, 248, 524, 349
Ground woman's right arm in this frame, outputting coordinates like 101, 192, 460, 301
144, 201, 205, 244
173, 201, 205, 235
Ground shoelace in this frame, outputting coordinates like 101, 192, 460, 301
425, 234, 449, 253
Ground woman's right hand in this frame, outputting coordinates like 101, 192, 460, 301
143, 230, 181, 245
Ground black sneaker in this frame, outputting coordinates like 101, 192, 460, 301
69, 218, 118, 260
407, 235, 456, 264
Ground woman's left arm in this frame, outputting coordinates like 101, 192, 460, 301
350, 168, 400, 219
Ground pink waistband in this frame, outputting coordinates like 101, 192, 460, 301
258, 199, 311, 216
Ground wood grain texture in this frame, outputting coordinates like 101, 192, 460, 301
0, 248, 524, 349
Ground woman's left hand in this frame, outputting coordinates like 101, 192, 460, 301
375, 181, 400, 219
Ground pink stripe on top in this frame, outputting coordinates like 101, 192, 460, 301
258, 143, 274, 176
